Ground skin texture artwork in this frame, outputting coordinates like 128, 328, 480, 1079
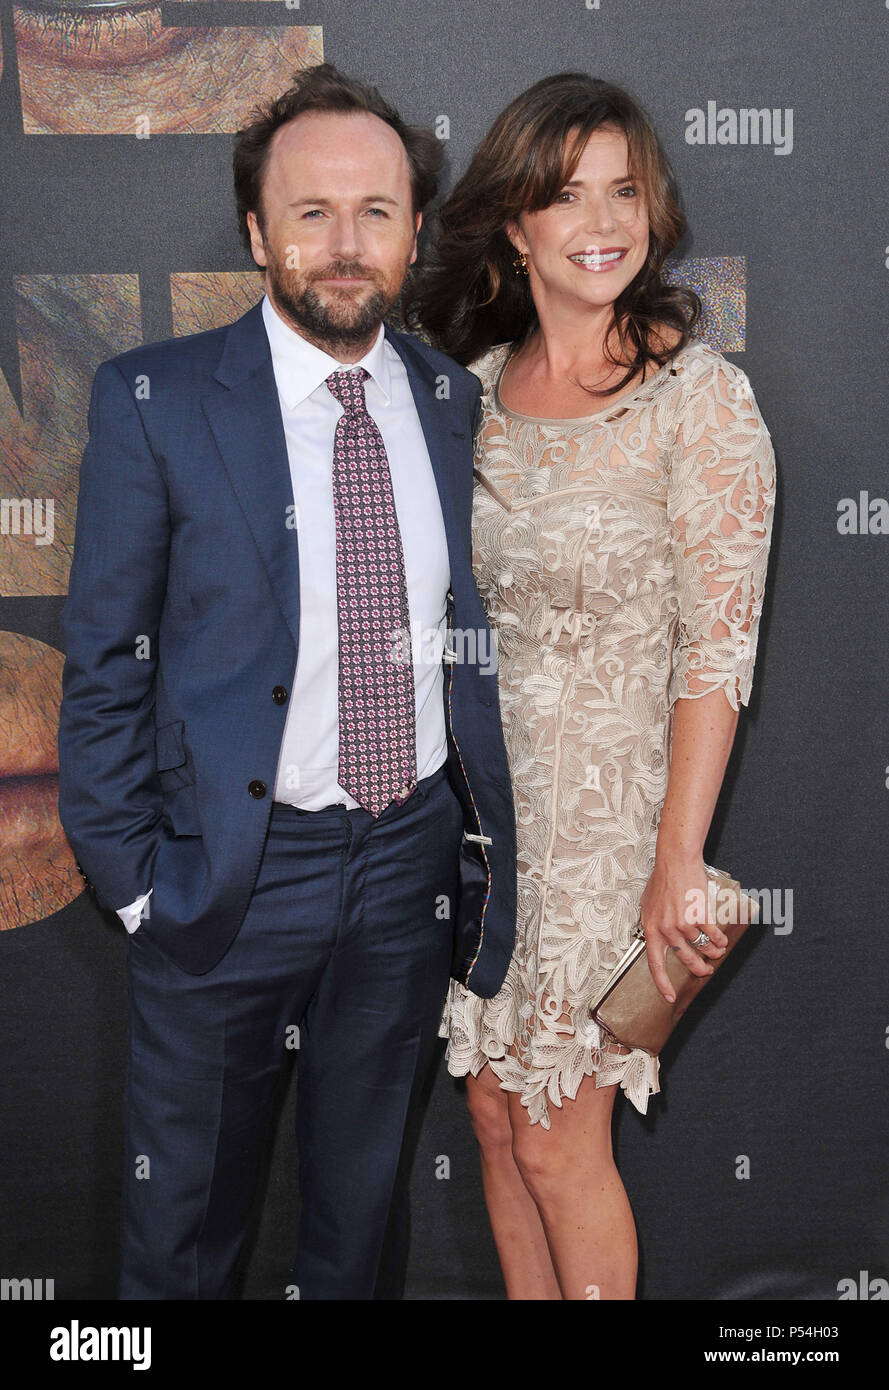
14, 0, 321, 134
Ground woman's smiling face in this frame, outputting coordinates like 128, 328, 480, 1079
507, 126, 650, 316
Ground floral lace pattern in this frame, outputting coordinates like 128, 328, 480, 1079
439, 338, 776, 1124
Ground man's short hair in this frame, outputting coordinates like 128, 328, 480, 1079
233, 62, 445, 251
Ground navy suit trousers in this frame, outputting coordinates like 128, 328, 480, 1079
119, 765, 463, 1299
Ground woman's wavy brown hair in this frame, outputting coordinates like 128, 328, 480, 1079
404, 72, 701, 395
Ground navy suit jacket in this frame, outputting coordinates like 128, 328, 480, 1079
57, 302, 517, 995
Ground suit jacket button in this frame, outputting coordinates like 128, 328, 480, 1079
248, 779, 267, 798
272, 685, 288, 704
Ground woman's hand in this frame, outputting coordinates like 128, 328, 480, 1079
639, 853, 728, 1003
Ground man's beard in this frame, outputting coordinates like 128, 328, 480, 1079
264, 247, 407, 355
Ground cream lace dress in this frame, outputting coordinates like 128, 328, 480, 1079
438, 337, 776, 1124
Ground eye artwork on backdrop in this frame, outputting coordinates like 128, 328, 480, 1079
13, 0, 321, 135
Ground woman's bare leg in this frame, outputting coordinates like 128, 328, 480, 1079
508, 1067, 638, 1300
465, 1065, 562, 1299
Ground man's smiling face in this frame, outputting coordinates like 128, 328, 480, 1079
247, 109, 421, 358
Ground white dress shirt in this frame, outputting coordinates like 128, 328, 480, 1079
116, 293, 450, 933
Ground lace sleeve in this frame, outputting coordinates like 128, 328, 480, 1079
667, 353, 777, 712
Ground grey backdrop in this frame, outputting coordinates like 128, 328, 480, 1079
1, 0, 887, 1301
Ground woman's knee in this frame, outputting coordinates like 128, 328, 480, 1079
511, 1101, 616, 1200
465, 1069, 513, 1156
510, 1129, 576, 1199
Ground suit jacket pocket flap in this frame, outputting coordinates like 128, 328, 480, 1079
155, 719, 186, 772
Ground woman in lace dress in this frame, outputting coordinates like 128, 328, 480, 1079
407, 73, 776, 1299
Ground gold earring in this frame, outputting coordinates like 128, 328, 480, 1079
512, 251, 529, 275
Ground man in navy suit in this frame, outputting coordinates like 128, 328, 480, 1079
57, 63, 516, 1300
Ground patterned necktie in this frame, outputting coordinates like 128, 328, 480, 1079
326, 367, 417, 817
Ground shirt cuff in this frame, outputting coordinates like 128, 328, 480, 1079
116, 889, 152, 934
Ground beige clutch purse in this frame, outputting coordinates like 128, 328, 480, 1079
588, 865, 759, 1056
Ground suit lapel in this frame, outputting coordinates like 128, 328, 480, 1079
202, 303, 302, 650
383, 323, 471, 583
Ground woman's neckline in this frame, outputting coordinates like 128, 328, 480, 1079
492, 340, 689, 425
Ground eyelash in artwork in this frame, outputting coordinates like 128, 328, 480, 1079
15, 1, 159, 58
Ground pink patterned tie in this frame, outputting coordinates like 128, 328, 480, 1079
327, 367, 417, 817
